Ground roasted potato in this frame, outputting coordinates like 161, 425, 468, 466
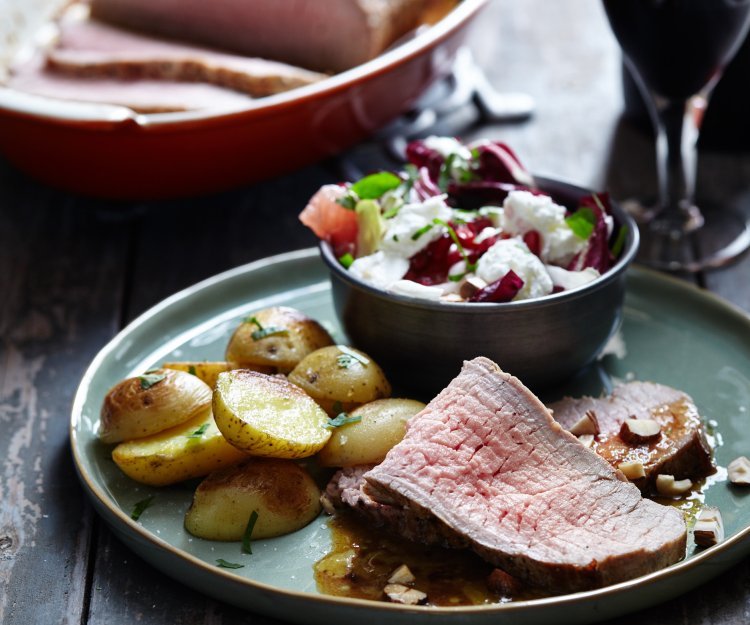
184, 458, 321, 540
99, 368, 212, 444
162, 361, 233, 388
213, 370, 331, 458
225, 306, 334, 374
287, 345, 391, 416
111, 408, 248, 486
317, 398, 425, 467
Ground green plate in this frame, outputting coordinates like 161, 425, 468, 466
70, 248, 750, 625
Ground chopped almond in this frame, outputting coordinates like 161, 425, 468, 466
388, 564, 415, 585
459, 275, 487, 300
693, 506, 724, 547
578, 434, 595, 449
727, 456, 750, 485
569, 410, 600, 436
619, 418, 661, 444
384, 583, 427, 605
618, 460, 646, 480
655, 474, 693, 497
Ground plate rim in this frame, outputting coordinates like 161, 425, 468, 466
70, 248, 750, 618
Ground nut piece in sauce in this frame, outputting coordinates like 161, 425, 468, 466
388, 564, 416, 585
693, 506, 724, 547
384, 583, 427, 605
568, 410, 600, 436
618, 460, 646, 480
577, 434, 595, 449
727, 456, 750, 485
619, 418, 662, 445
655, 474, 693, 497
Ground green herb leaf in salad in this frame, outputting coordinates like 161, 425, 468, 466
351, 171, 403, 200
241, 510, 259, 555
610, 224, 628, 258
566, 207, 597, 240
338, 252, 355, 268
411, 223, 434, 241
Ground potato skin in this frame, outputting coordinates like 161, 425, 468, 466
213, 370, 331, 458
317, 398, 425, 467
184, 458, 321, 540
225, 306, 334, 374
99, 368, 212, 444
288, 346, 391, 416
112, 408, 248, 486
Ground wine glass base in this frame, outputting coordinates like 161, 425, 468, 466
623, 202, 750, 272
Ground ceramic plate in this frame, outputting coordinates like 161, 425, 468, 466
70, 248, 750, 625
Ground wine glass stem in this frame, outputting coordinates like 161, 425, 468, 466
652, 98, 703, 234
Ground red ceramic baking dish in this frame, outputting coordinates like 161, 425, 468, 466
0, 0, 487, 199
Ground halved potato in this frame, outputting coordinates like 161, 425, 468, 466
225, 306, 334, 374
213, 370, 331, 458
99, 368, 211, 444
317, 398, 426, 467
184, 458, 321, 540
162, 361, 233, 389
112, 408, 248, 486
287, 345, 391, 416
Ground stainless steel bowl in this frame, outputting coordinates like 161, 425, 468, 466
320, 177, 639, 397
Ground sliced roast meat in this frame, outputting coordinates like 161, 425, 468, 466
550, 382, 714, 494
362, 358, 687, 593
46, 18, 326, 97
90, 0, 430, 72
8, 56, 252, 112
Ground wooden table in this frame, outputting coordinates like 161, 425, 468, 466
1, 1, 749, 623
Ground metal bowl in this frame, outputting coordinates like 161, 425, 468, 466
320, 176, 639, 397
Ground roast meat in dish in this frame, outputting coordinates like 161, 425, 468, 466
90, 0, 431, 72
550, 381, 715, 494
335, 358, 687, 593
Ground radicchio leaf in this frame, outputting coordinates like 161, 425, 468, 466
473, 141, 534, 187
411, 166, 443, 201
405, 141, 445, 181
469, 270, 525, 303
445, 180, 527, 208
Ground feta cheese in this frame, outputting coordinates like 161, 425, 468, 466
479, 206, 504, 228
502, 191, 587, 266
476, 238, 553, 301
381, 196, 452, 259
545, 265, 600, 291
423, 136, 472, 160
348, 252, 409, 290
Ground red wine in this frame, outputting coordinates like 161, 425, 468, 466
603, 0, 750, 100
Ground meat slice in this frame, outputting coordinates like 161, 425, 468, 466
46, 17, 326, 97
90, 0, 430, 72
362, 358, 687, 593
549, 382, 715, 494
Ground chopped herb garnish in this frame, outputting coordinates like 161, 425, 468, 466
392, 234, 399, 242
383, 206, 400, 219
336, 345, 370, 368
338, 253, 355, 269
438, 153, 476, 190
242, 510, 259, 554
245, 316, 289, 341
336, 193, 358, 210
188, 365, 197, 376
187, 423, 210, 439
130, 495, 155, 521
216, 559, 244, 569
610, 225, 628, 257
139, 372, 166, 389
351, 171, 402, 200
433, 218, 476, 273
565, 207, 596, 240
325, 412, 363, 429
411, 223, 434, 241
448, 273, 466, 282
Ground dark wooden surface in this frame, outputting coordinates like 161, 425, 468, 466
2, 1, 749, 623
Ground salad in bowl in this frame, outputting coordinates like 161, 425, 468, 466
300, 136, 628, 304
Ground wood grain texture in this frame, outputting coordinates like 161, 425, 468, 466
0, 0, 748, 623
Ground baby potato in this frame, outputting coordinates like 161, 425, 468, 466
318, 398, 425, 467
184, 458, 321, 541
213, 370, 331, 458
99, 368, 212, 444
112, 408, 249, 486
287, 345, 391, 416
161, 361, 233, 389
225, 306, 334, 374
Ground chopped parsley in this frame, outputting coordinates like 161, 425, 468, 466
244, 316, 289, 341
242, 510, 259, 554
138, 372, 166, 389
338, 252, 355, 269
565, 207, 596, 240
187, 423, 209, 439
130, 495, 155, 521
336, 345, 370, 369
325, 412, 363, 429
216, 559, 244, 569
